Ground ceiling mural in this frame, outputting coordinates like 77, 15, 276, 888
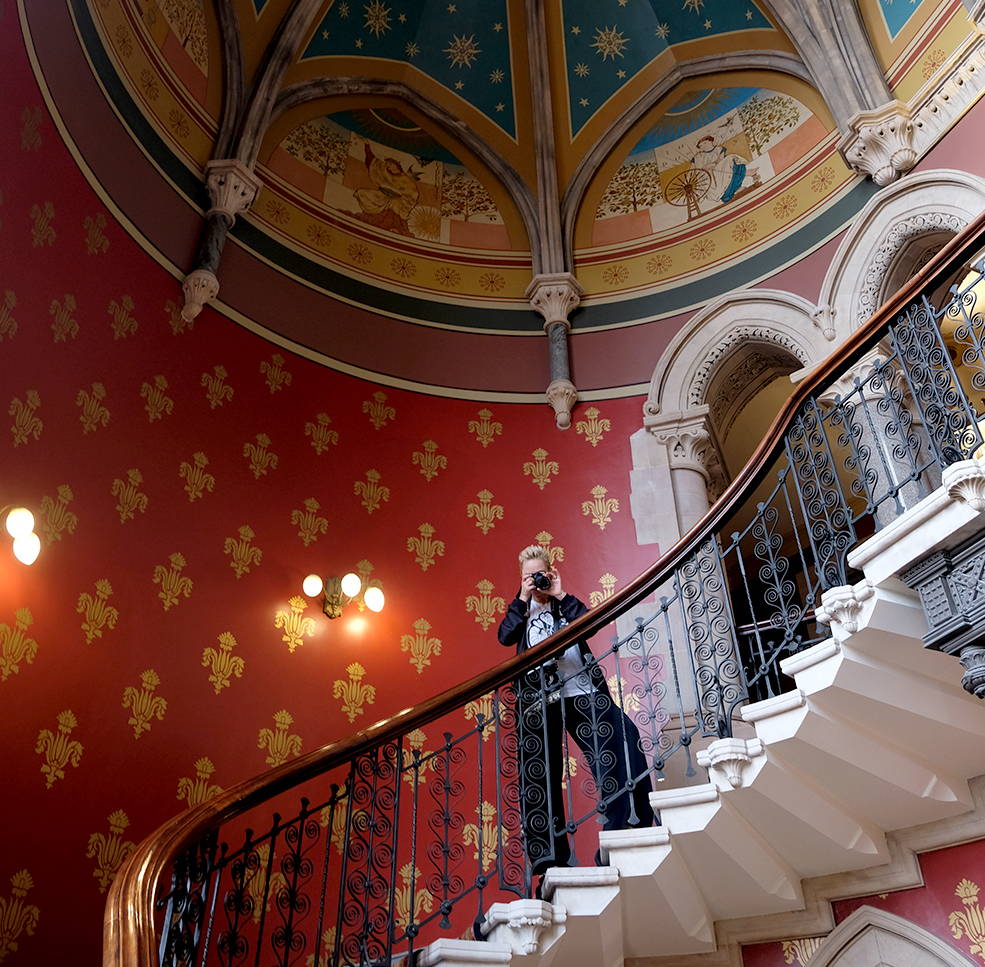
302, 1, 517, 138
877, 0, 927, 40
268, 109, 510, 250
562, 0, 775, 136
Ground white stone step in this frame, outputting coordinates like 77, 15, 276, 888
540, 867, 623, 967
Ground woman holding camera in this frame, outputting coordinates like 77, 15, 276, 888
497, 545, 654, 891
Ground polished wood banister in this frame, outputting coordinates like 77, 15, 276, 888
104, 206, 985, 966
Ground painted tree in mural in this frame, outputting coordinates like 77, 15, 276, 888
737, 94, 802, 155
597, 160, 663, 216
284, 119, 351, 178
440, 170, 498, 222
157, 0, 207, 71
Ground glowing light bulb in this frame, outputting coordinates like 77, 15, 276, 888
340, 572, 361, 598
302, 573, 323, 597
12, 532, 41, 566
363, 586, 385, 613
5, 507, 34, 539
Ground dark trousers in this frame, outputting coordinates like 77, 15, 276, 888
517, 688, 654, 876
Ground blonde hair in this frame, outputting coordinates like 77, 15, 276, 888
518, 544, 550, 570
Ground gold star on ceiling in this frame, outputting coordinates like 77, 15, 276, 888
492, 22, 503, 31
399, 12, 407, 21
656, 22, 669, 38
683, 0, 704, 12
574, 62, 589, 77
406, 41, 420, 56
704, 18, 712, 28
355, 37, 363, 47
495, 102, 505, 111
338, 1, 349, 16
591, 25, 628, 60
489, 68, 504, 82
746, 8, 753, 19
447, 2, 456, 10
570, 25, 581, 34
616, 68, 626, 78
445, 33, 481, 68
363, 0, 391, 37
322, 29, 329, 38
454, 79, 465, 89
579, 97, 589, 106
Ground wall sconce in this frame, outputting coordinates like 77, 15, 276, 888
302, 570, 385, 619
3, 506, 41, 566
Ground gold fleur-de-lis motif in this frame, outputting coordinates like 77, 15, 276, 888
165, 298, 190, 335
76, 579, 119, 644
179, 451, 215, 502
30, 201, 55, 247
0, 869, 41, 961
39, 484, 78, 543
258, 709, 302, 767
465, 580, 505, 631
243, 433, 278, 478
108, 295, 138, 339
305, 929, 337, 967
9, 389, 42, 446
322, 783, 363, 853
354, 469, 390, 514
202, 632, 245, 694
260, 353, 292, 394
575, 406, 612, 447
353, 559, 377, 611
462, 801, 497, 872
781, 938, 824, 965
291, 498, 329, 546
21, 104, 43, 150
177, 757, 222, 808
140, 375, 173, 422
464, 692, 497, 741
407, 523, 445, 571
560, 754, 579, 790
363, 390, 395, 430
393, 863, 433, 930
467, 489, 504, 535
246, 844, 287, 925
0, 608, 38, 681
522, 448, 559, 490
49, 293, 78, 342
35, 710, 83, 789
412, 440, 447, 482
121, 669, 167, 739
224, 525, 262, 579
333, 662, 376, 723
400, 618, 442, 674
201, 364, 233, 408
84, 213, 110, 255
274, 596, 316, 653
111, 469, 148, 523
589, 573, 618, 608
76, 382, 110, 433
468, 408, 502, 447
581, 484, 620, 531
86, 810, 135, 894
304, 412, 339, 454
607, 674, 642, 713
152, 552, 193, 611
400, 728, 438, 784
535, 530, 565, 566
949, 878, 985, 962
0, 290, 17, 342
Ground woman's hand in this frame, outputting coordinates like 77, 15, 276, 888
548, 569, 564, 600
519, 573, 537, 602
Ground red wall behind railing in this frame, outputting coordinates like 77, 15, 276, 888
0, 20, 659, 964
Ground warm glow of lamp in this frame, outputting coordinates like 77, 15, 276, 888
340, 572, 362, 598
12, 532, 41, 566
363, 586, 385, 613
5, 507, 34, 539
302, 573, 324, 597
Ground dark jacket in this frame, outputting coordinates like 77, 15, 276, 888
497, 592, 609, 696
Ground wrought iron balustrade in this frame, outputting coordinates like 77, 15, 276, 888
105, 216, 985, 967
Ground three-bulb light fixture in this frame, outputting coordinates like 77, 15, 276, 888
301, 570, 384, 619
3, 506, 41, 565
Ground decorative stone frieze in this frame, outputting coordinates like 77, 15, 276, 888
181, 268, 220, 323
205, 159, 262, 223
839, 101, 916, 186
942, 457, 985, 512
816, 581, 873, 636
696, 737, 765, 789
482, 898, 566, 955
526, 272, 582, 332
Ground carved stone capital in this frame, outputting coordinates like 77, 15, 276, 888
481, 899, 566, 955
811, 304, 837, 342
696, 737, 764, 789
181, 268, 220, 322
816, 581, 874, 635
958, 645, 985, 700
546, 377, 578, 430
816, 349, 894, 408
943, 458, 985, 512
650, 408, 725, 488
839, 100, 916, 186
205, 159, 263, 223
526, 272, 583, 331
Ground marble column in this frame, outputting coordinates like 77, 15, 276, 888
527, 273, 582, 429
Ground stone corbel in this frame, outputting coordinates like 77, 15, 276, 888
811, 304, 837, 342
815, 580, 874, 636
838, 100, 917, 187
481, 898, 566, 956
527, 272, 583, 430
181, 159, 263, 323
696, 737, 765, 789
943, 457, 985, 512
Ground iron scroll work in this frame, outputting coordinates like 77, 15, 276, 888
149, 262, 985, 965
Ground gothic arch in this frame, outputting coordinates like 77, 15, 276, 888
818, 169, 985, 344
643, 290, 828, 422
807, 905, 977, 967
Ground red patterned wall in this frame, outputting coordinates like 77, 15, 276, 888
0, 22, 657, 964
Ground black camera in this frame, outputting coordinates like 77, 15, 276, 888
531, 570, 551, 591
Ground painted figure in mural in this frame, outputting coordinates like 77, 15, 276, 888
497, 544, 654, 893
690, 133, 748, 204
352, 141, 421, 235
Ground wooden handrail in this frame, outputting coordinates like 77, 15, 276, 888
103, 206, 985, 966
